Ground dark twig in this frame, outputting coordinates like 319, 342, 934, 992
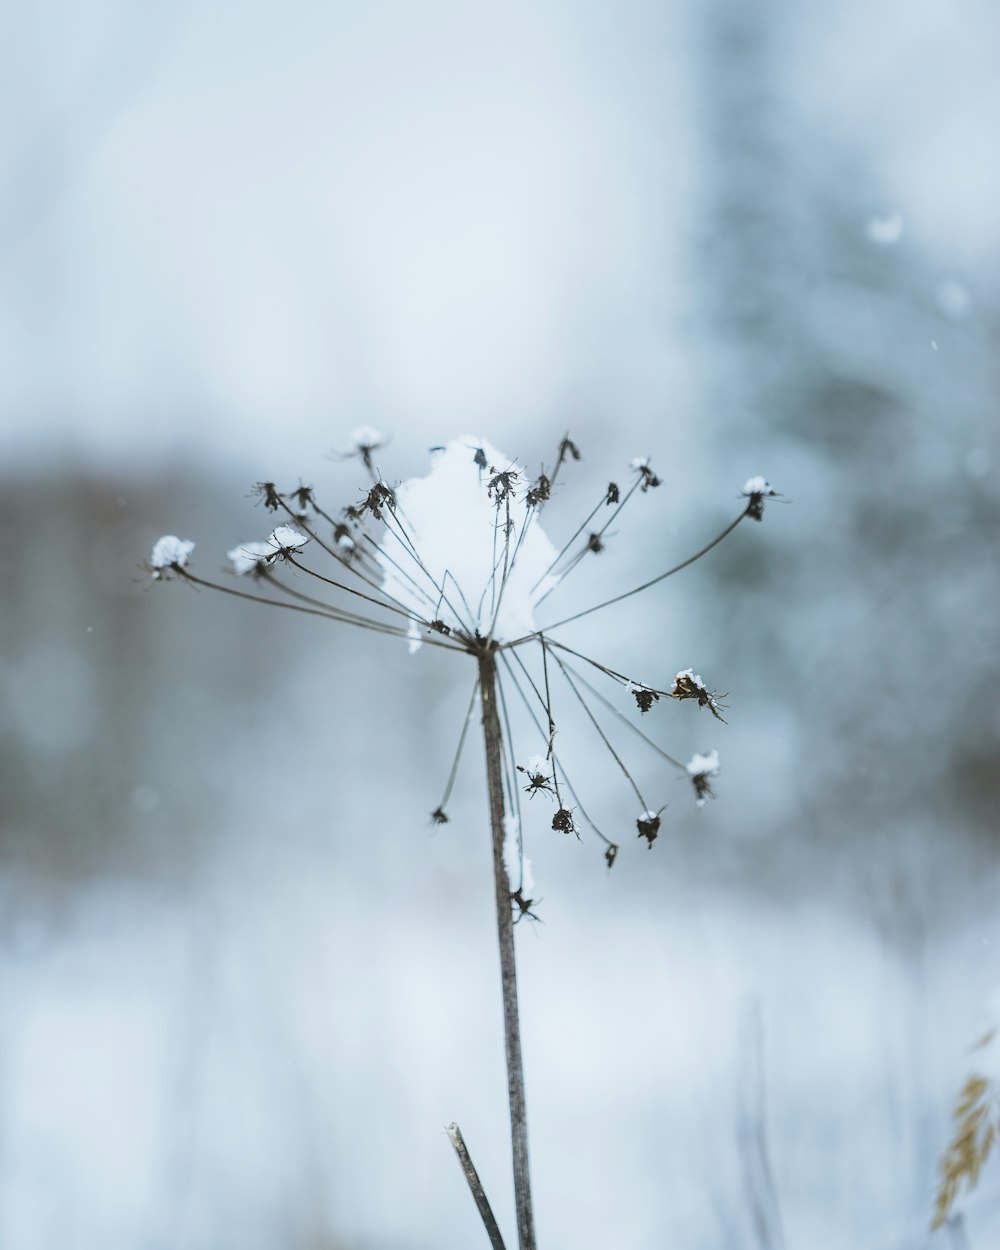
446, 1123, 509, 1250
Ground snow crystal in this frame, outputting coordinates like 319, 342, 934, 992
149, 535, 194, 576
686, 749, 720, 777
268, 525, 309, 551
376, 437, 559, 642
866, 212, 903, 245
227, 541, 273, 576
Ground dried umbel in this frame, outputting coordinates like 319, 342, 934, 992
148, 430, 776, 1250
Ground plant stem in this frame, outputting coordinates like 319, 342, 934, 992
478, 649, 537, 1250
446, 1122, 509, 1250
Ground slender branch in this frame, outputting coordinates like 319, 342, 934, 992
173, 568, 464, 652
540, 507, 749, 632
548, 642, 649, 810
478, 650, 537, 1250
446, 1123, 509, 1250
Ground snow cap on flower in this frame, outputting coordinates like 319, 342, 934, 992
149, 535, 195, 578
672, 667, 706, 694
686, 749, 720, 778
227, 540, 273, 576
376, 437, 559, 642
742, 476, 779, 521
268, 525, 309, 552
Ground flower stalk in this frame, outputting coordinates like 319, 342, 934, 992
479, 645, 536, 1250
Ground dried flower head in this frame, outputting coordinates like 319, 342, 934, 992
742, 475, 779, 521
670, 669, 726, 721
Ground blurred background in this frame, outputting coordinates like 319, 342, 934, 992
1, 0, 998, 1247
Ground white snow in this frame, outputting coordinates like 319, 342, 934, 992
376, 437, 559, 642
638, 809, 659, 823
866, 212, 903, 244
686, 749, 720, 778
502, 814, 534, 894
629, 455, 651, 470
742, 476, 773, 496
227, 540, 273, 575
149, 535, 194, 575
673, 668, 705, 690
268, 525, 309, 551
526, 753, 550, 778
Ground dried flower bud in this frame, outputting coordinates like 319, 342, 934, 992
636, 809, 663, 847
551, 807, 576, 835
253, 481, 282, 511
604, 843, 620, 870
686, 749, 720, 806
487, 467, 520, 508
606, 482, 620, 505
357, 482, 396, 520
289, 484, 315, 512
558, 436, 581, 463
430, 807, 449, 825
628, 683, 659, 714
526, 474, 551, 507
670, 669, 726, 720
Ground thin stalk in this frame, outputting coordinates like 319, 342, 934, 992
478, 649, 537, 1250
446, 1123, 509, 1250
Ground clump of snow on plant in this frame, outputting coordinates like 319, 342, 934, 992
502, 814, 534, 894
742, 476, 774, 496
686, 749, 720, 778
269, 525, 309, 551
526, 754, 549, 779
228, 541, 273, 575
673, 668, 706, 691
150, 536, 194, 576
378, 438, 559, 642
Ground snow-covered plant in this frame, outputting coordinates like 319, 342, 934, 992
148, 430, 776, 1250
